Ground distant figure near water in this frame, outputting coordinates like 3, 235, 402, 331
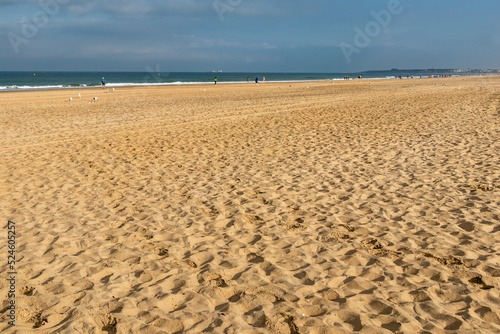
101, 77, 106, 88
214, 77, 217, 85
255, 77, 259, 84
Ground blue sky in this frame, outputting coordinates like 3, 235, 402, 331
0, 0, 499, 72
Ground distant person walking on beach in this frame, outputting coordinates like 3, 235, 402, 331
101, 77, 106, 88
255, 77, 259, 84
214, 77, 217, 85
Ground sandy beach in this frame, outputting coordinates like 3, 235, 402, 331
1, 76, 499, 333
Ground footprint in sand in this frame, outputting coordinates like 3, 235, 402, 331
458, 221, 475, 231
362, 238, 402, 257
246, 252, 264, 263
284, 217, 306, 230
93, 313, 118, 334
474, 307, 500, 325
469, 184, 494, 191
18, 308, 47, 329
241, 214, 264, 226
20, 285, 35, 296
200, 273, 227, 287
156, 247, 169, 256
468, 276, 494, 290
150, 318, 184, 332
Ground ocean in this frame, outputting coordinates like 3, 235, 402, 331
0, 70, 462, 92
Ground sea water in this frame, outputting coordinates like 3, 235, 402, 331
0, 70, 462, 92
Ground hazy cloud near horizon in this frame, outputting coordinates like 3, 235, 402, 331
1, 0, 499, 72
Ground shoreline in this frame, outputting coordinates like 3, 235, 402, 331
1, 73, 495, 93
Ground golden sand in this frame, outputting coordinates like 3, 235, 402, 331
1, 77, 499, 333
